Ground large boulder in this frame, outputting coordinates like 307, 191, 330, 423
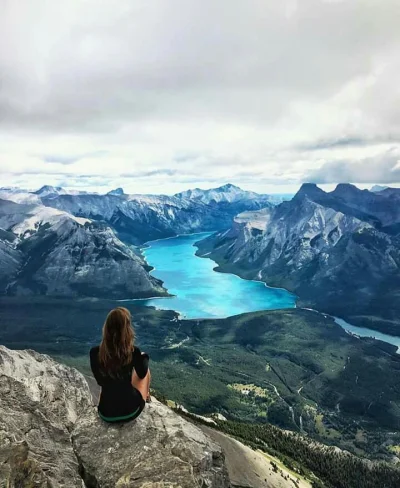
0, 346, 230, 488
73, 400, 229, 488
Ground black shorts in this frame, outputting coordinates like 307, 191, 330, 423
98, 398, 145, 423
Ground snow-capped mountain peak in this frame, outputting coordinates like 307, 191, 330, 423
34, 185, 66, 197
216, 183, 240, 192
174, 183, 269, 204
0, 200, 90, 240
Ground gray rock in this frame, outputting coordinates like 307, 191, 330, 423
0, 346, 230, 488
0, 345, 92, 487
72, 399, 229, 488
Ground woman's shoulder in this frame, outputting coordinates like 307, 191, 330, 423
90, 345, 100, 357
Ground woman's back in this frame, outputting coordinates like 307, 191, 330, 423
90, 345, 148, 420
89, 307, 150, 422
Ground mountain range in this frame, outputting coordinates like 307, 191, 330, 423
174, 183, 286, 205
0, 184, 278, 244
2, 181, 400, 326
196, 183, 400, 334
0, 184, 278, 298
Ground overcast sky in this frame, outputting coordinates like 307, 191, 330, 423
1, 0, 400, 195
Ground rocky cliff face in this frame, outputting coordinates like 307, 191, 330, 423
0, 199, 165, 298
0, 345, 230, 487
0, 233, 21, 288
196, 184, 400, 331
331, 183, 400, 228
0, 345, 92, 486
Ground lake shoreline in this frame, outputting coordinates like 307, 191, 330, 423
193, 236, 400, 350
132, 232, 296, 319
134, 232, 400, 353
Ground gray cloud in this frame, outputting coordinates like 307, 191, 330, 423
295, 135, 400, 152
305, 149, 400, 184
1, 0, 400, 192
41, 150, 108, 165
1, 0, 400, 134
120, 169, 178, 178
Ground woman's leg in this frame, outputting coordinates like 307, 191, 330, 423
131, 369, 151, 402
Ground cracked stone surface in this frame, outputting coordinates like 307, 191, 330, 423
0, 345, 91, 487
0, 346, 230, 488
72, 399, 230, 487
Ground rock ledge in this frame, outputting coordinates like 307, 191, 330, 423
0, 345, 229, 487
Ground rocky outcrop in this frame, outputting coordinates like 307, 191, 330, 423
0, 345, 92, 486
73, 401, 229, 488
0, 346, 230, 487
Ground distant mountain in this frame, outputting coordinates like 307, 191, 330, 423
175, 183, 258, 203
0, 232, 21, 292
175, 183, 282, 205
33, 185, 67, 197
33, 185, 276, 245
0, 186, 94, 205
371, 185, 389, 192
107, 187, 125, 196
381, 187, 400, 196
0, 199, 165, 298
0, 184, 281, 246
0, 186, 28, 193
196, 183, 400, 334
330, 183, 400, 230
34, 185, 93, 197
39, 193, 221, 244
0, 187, 42, 205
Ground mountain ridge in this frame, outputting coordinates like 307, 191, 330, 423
31, 184, 279, 244
174, 183, 276, 204
196, 183, 400, 334
0, 199, 165, 298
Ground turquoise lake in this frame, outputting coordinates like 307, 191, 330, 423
133, 232, 296, 319
130, 232, 400, 352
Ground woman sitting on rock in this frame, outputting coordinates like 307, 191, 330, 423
90, 307, 151, 422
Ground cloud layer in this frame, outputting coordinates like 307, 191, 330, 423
1, 0, 400, 193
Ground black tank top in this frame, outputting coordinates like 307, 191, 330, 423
90, 346, 149, 418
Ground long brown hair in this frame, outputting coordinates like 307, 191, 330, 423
99, 307, 135, 376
